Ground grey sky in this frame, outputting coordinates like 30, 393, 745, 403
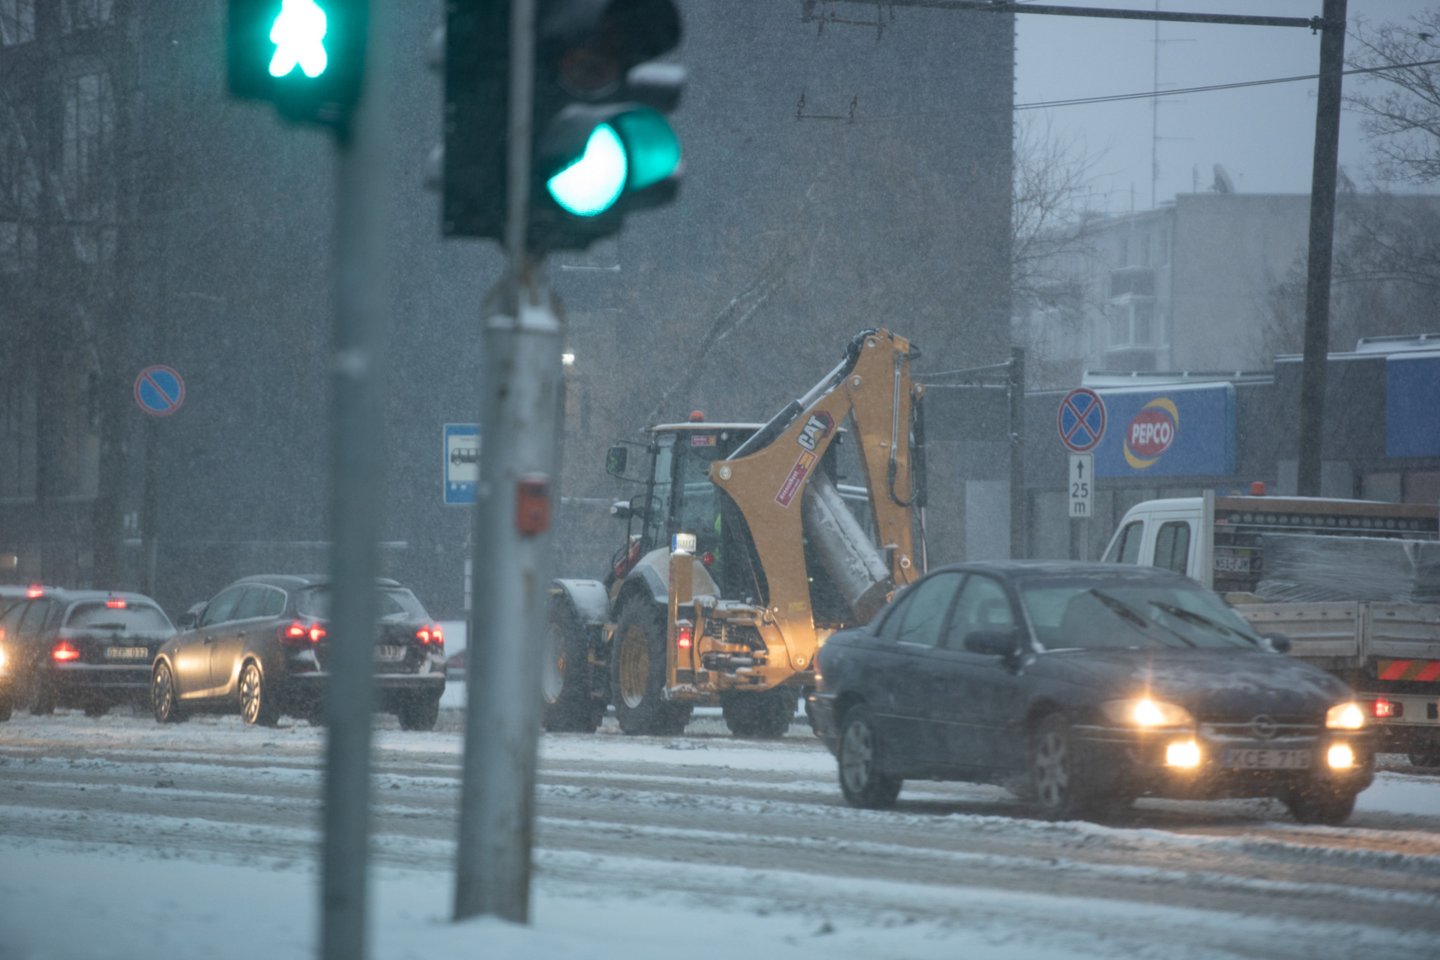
1015, 0, 1439, 212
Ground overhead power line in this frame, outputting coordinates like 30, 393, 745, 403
1016, 58, 1440, 111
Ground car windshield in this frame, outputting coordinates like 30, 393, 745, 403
1019, 579, 1263, 651
295, 586, 429, 621
65, 602, 174, 635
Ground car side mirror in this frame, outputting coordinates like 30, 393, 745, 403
177, 611, 198, 630
610, 499, 633, 521
1263, 631, 1292, 654
964, 628, 1018, 658
605, 445, 628, 477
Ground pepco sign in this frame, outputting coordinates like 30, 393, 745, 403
1091, 385, 1234, 479
1123, 398, 1179, 468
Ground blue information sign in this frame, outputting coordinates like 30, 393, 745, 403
134, 365, 185, 417
1386, 355, 1440, 458
444, 423, 480, 505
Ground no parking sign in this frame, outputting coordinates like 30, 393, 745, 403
134, 365, 186, 417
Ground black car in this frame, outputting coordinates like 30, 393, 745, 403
810, 562, 1375, 825
152, 575, 447, 730
0, 587, 176, 717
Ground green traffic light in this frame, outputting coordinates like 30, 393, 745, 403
546, 110, 681, 219
547, 125, 628, 217
269, 0, 329, 79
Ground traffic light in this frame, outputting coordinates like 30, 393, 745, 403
440, 0, 510, 242
227, 0, 369, 128
441, 0, 684, 253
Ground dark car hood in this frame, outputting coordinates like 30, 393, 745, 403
1048, 648, 1354, 720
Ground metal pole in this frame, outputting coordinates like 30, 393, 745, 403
1296, 0, 1347, 497
455, 0, 558, 925
320, 1, 392, 958
454, 275, 560, 923
1007, 347, 1026, 559
139, 417, 159, 595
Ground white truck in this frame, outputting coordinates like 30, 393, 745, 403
1102, 491, 1440, 767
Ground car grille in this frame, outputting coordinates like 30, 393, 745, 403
1200, 718, 1320, 742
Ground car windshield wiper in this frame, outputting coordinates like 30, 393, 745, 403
1088, 590, 1196, 649
1148, 601, 1260, 648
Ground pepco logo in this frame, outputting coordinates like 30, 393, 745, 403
1123, 397, 1179, 469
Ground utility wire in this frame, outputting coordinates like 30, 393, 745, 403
1017, 58, 1440, 111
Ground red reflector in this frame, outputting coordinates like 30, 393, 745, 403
515, 475, 551, 537
676, 624, 693, 650
52, 641, 80, 662
1373, 698, 1402, 719
700, 551, 715, 567
105, 598, 127, 609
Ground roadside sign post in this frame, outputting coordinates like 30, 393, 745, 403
133, 365, 186, 596
444, 423, 481, 505
1059, 388, 1106, 561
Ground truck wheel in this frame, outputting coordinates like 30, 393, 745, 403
542, 597, 601, 733
610, 601, 690, 736
1283, 786, 1357, 825
1407, 743, 1440, 769
722, 688, 796, 739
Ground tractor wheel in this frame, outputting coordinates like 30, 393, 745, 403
542, 597, 601, 733
721, 687, 796, 739
610, 601, 690, 736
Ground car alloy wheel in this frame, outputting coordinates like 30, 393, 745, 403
239, 662, 278, 727
151, 663, 185, 724
1030, 714, 1075, 817
837, 705, 901, 809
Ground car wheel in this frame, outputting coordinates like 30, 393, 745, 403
83, 701, 109, 718
396, 693, 441, 732
1283, 786, 1357, 825
1028, 713, 1098, 820
721, 688, 796, 739
610, 601, 690, 736
238, 661, 280, 727
151, 662, 188, 723
836, 704, 902, 809
542, 597, 601, 733
28, 672, 55, 716
0, 693, 11, 722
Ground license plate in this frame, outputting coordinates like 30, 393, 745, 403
104, 646, 150, 660
375, 645, 407, 663
1223, 748, 1312, 770
1213, 554, 1251, 574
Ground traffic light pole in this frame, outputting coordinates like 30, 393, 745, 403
320, 4, 392, 960
455, 0, 561, 926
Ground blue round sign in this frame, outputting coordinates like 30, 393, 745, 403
134, 365, 186, 417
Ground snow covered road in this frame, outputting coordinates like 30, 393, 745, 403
1, 708, 1438, 959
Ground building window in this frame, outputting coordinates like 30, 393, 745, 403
0, 0, 34, 44
61, 0, 113, 32
1106, 295, 1157, 349
62, 71, 115, 222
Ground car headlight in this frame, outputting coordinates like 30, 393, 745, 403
1326, 701, 1367, 730
0, 645, 6, 671
1102, 697, 1194, 728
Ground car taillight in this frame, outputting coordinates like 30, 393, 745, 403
416, 625, 444, 648
52, 640, 81, 662
25, 585, 44, 599
105, 598, 127, 609
280, 621, 326, 645
675, 622, 693, 651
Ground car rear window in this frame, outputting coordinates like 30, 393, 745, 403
295, 586, 429, 621
65, 602, 174, 634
